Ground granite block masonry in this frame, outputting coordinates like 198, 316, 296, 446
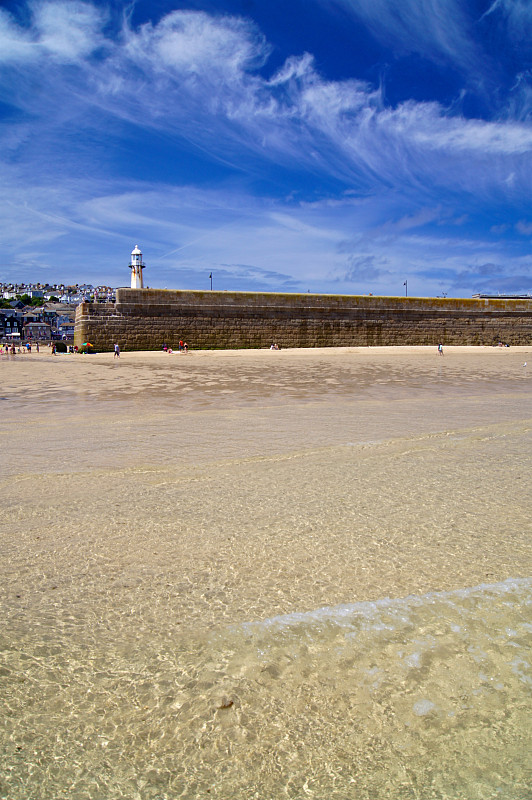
74, 288, 532, 351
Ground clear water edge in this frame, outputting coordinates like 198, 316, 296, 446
1, 349, 531, 799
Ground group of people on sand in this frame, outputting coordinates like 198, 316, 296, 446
162, 340, 188, 354
1, 341, 41, 354
1, 341, 86, 356
21, 341, 39, 353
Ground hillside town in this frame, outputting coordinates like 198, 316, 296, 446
0, 281, 116, 344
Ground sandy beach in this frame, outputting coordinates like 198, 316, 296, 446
2, 344, 531, 621
1, 345, 531, 799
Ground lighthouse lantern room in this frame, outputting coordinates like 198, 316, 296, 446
130, 244, 145, 289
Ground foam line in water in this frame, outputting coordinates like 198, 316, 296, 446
235, 577, 532, 635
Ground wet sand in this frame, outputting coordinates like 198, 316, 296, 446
1, 345, 531, 633
1, 345, 531, 799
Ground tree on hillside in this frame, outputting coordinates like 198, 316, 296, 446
17, 294, 45, 307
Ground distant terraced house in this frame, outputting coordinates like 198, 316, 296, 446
56, 320, 75, 339
0, 310, 23, 340
24, 321, 51, 341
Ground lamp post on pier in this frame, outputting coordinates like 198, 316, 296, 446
209, 272, 213, 291
403, 280, 408, 297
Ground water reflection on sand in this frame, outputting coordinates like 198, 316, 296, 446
1, 347, 531, 799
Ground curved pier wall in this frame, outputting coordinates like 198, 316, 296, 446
74, 289, 532, 351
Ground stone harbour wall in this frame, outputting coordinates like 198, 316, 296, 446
74, 288, 532, 351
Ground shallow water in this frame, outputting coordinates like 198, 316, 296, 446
1, 349, 531, 798
2, 580, 531, 799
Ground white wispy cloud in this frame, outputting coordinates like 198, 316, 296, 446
115, 13, 532, 198
482, 0, 532, 42
2, 2, 530, 196
516, 220, 532, 236
323, 0, 532, 119
124, 10, 269, 78
0, 167, 529, 296
0, 0, 106, 63
320, 0, 483, 74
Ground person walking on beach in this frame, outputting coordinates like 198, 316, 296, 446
114, 343, 120, 358
438, 343, 444, 356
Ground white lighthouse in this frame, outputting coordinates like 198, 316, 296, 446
129, 244, 145, 289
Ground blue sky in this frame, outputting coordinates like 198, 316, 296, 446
0, 0, 531, 297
